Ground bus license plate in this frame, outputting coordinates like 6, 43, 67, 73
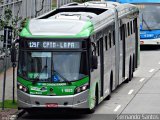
46, 103, 58, 108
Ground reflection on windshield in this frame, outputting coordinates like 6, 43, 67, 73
53, 52, 81, 81
137, 4, 160, 30
18, 51, 88, 82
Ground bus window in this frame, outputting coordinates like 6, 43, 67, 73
120, 26, 123, 40
130, 21, 133, 35
113, 30, 115, 45
97, 41, 100, 56
109, 32, 112, 48
125, 24, 127, 37
105, 35, 108, 50
127, 22, 130, 36
133, 18, 137, 33
91, 42, 96, 56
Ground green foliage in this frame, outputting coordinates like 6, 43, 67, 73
0, 8, 12, 30
0, 100, 17, 109
0, 0, 3, 4
0, 7, 23, 41
11, 16, 23, 40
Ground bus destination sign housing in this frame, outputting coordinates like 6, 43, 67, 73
28, 41, 81, 49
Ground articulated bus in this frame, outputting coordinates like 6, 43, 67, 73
108, 0, 160, 45
16, 1, 139, 113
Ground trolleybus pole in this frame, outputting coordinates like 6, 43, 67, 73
2, 27, 8, 110
11, 42, 16, 104
12, 62, 16, 103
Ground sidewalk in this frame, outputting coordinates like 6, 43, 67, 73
0, 67, 17, 102
0, 56, 12, 73
0, 109, 17, 120
0, 67, 18, 119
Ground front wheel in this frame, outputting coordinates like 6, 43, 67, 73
128, 59, 133, 81
86, 89, 98, 114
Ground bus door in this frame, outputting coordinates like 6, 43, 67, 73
99, 38, 104, 97
122, 24, 126, 78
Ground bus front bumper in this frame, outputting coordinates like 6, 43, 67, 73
17, 90, 90, 109
140, 38, 160, 45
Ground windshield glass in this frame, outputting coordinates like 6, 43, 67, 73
136, 4, 160, 30
18, 51, 88, 82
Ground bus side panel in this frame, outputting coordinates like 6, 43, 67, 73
89, 36, 101, 108
103, 40, 112, 97
103, 25, 115, 98
134, 17, 140, 68
120, 18, 129, 80
119, 24, 126, 84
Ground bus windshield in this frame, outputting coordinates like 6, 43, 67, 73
18, 51, 88, 82
136, 4, 160, 30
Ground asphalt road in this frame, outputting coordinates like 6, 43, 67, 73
14, 46, 160, 120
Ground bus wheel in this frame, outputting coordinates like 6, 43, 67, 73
124, 59, 131, 83
26, 109, 36, 115
132, 55, 135, 78
86, 86, 98, 114
105, 73, 112, 100
128, 58, 132, 81
105, 94, 111, 100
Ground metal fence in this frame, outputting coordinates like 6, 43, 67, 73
0, 0, 52, 20
0, 0, 52, 71
0, 0, 74, 47
0, 0, 52, 45
56, 0, 73, 8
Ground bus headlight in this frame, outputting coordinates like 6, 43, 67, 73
17, 82, 29, 93
75, 83, 89, 94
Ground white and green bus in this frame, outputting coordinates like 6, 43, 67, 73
16, 1, 140, 113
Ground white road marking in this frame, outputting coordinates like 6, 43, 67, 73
128, 89, 134, 95
149, 69, 155, 73
114, 105, 121, 112
139, 78, 145, 82
9, 115, 17, 120
158, 62, 160, 64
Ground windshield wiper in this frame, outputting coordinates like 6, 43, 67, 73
142, 14, 151, 31
53, 70, 71, 85
32, 65, 48, 84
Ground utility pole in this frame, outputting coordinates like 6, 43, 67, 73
2, 27, 9, 110
1, 26, 12, 110
11, 43, 17, 104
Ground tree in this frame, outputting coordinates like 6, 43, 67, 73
0, 7, 22, 42
35, 0, 45, 17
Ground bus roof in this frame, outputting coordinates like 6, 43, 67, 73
116, 0, 160, 3
20, 1, 138, 39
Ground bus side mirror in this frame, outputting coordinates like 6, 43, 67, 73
92, 56, 98, 69
11, 45, 17, 63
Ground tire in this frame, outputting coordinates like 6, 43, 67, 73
105, 95, 111, 100
86, 87, 98, 114
132, 56, 135, 78
128, 58, 132, 81
124, 59, 131, 83
105, 73, 112, 100
26, 110, 37, 116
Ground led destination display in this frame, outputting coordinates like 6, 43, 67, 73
28, 41, 81, 49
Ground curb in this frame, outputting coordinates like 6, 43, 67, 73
9, 110, 26, 120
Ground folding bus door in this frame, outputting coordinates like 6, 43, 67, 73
100, 38, 104, 97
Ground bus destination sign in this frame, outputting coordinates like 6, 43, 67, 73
28, 41, 81, 49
